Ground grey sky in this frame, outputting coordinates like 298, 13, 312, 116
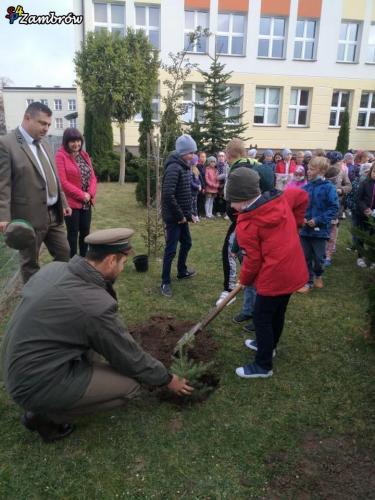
0, 0, 77, 86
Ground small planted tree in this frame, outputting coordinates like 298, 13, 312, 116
196, 55, 248, 154
75, 29, 159, 184
336, 108, 350, 154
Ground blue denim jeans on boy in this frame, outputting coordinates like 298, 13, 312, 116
300, 236, 326, 285
161, 222, 192, 285
241, 286, 256, 316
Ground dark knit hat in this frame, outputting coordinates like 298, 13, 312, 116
226, 167, 261, 202
4, 219, 36, 250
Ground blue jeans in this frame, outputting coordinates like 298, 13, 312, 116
300, 236, 327, 285
241, 286, 256, 316
161, 222, 192, 285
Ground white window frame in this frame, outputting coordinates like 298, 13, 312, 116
68, 99, 76, 111
357, 91, 375, 129
40, 99, 48, 106
254, 87, 281, 126
26, 99, 34, 106
216, 12, 246, 56
94, 2, 125, 35
55, 118, 63, 129
224, 85, 242, 124
294, 19, 317, 60
258, 17, 286, 59
366, 24, 375, 63
337, 21, 360, 63
184, 10, 209, 54
69, 118, 77, 129
288, 88, 310, 127
135, 5, 160, 49
182, 83, 205, 123
329, 90, 351, 128
54, 99, 62, 111
134, 85, 160, 123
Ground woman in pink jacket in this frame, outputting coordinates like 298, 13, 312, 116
55, 128, 97, 257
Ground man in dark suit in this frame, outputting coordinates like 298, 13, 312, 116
0, 102, 71, 283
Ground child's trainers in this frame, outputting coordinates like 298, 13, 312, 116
357, 258, 367, 268
324, 258, 331, 267
314, 276, 324, 288
235, 362, 273, 379
297, 284, 311, 294
244, 339, 276, 357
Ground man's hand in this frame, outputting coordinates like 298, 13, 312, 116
64, 207, 72, 217
83, 192, 91, 202
306, 219, 316, 227
178, 217, 187, 224
167, 374, 193, 396
0, 221, 9, 233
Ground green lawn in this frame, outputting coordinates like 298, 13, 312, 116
0, 183, 374, 499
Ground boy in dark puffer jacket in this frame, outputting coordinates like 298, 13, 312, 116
160, 134, 197, 298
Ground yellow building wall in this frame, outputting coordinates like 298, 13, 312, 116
115, 70, 375, 152
342, 0, 367, 19
372, 0, 375, 19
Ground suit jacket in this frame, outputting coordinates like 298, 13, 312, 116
0, 128, 68, 230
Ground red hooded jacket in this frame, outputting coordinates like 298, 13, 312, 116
236, 189, 308, 296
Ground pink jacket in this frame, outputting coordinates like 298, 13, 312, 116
55, 147, 97, 209
205, 166, 220, 194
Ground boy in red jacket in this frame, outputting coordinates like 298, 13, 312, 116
226, 167, 308, 378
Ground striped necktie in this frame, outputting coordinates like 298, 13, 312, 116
33, 140, 57, 198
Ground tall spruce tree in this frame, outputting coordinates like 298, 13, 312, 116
187, 117, 205, 151
336, 108, 350, 154
196, 55, 248, 154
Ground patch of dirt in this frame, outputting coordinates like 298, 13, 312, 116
264, 433, 375, 499
129, 315, 219, 404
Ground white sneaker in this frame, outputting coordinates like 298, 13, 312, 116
215, 290, 236, 307
224, 215, 230, 220
245, 339, 276, 357
357, 258, 367, 268
370, 263, 375, 269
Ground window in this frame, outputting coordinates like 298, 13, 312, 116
134, 88, 160, 122
366, 24, 375, 63
94, 2, 125, 36
182, 84, 205, 123
26, 99, 34, 106
225, 85, 242, 123
184, 10, 209, 53
40, 99, 48, 106
288, 88, 310, 126
254, 87, 281, 125
55, 118, 63, 129
69, 118, 77, 128
68, 99, 76, 111
135, 5, 160, 49
294, 19, 317, 60
54, 99, 62, 111
329, 90, 350, 127
337, 22, 360, 62
357, 92, 375, 128
216, 13, 246, 56
258, 17, 286, 58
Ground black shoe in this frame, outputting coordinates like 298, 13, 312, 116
232, 313, 252, 324
21, 411, 75, 443
160, 283, 172, 297
177, 269, 196, 280
243, 321, 256, 333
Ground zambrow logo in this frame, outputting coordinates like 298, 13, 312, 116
5, 5, 83, 25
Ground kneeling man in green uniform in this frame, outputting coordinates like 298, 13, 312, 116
1, 228, 192, 443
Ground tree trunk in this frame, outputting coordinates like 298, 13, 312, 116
119, 122, 126, 185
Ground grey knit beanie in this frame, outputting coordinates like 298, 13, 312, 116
206, 156, 217, 165
282, 148, 292, 158
226, 167, 261, 202
264, 149, 273, 157
175, 134, 197, 156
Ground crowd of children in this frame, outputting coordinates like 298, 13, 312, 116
183, 141, 375, 378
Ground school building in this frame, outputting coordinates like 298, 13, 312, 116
74, 0, 375, 152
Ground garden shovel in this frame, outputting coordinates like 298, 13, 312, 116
173, 284, 243, 354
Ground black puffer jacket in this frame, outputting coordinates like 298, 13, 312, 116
161, 153, 192, 223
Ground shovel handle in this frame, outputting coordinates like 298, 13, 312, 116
200, 284, 243, 329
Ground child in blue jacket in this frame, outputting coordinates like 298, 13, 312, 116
298, 157, 339, 292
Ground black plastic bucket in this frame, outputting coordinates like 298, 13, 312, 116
133, 254, 148, 272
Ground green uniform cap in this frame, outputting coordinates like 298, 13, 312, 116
85, 228, 135, 255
